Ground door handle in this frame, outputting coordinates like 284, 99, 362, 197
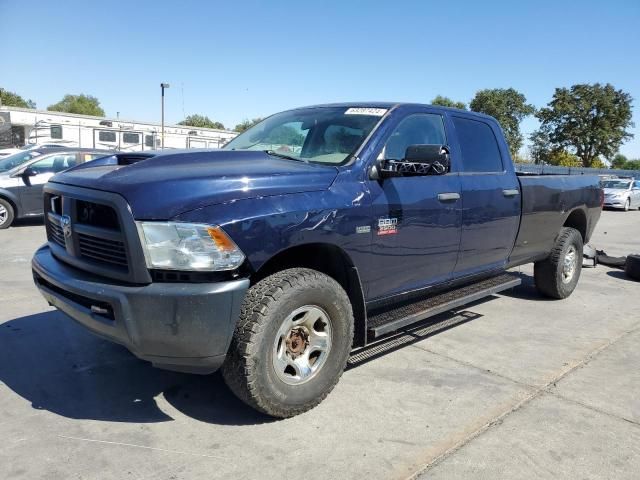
437, 192, 461, 202
503, 189, 520, 197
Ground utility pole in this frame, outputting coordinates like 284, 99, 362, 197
160, 83, 170, 149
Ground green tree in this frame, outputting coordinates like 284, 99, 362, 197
470, 88, 535, 157
529, 130, 553, 165
47, 94, 105, 116
610, 153, 628, 169
547, 150, 582, 167
623, 160, 640, 170
431, 95, 466, 110
0, 87, 35, 108
234, 117, 263, 133
266, 125, 305, 146
178, 114, 225, 130
536, 83, 634, 168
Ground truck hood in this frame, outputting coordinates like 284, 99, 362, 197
50, 150, 339, 219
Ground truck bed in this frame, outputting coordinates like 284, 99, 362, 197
509, 174, 602, 267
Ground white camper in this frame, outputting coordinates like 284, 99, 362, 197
0, 107, 237, 152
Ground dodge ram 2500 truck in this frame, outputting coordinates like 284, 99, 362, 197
32, 103, 603, 417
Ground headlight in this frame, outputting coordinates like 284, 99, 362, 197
136, 222, 245, 271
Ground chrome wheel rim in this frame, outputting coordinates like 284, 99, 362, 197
562, 246, 577, 284
0, 205, 7, 226
272, 305, 332, 385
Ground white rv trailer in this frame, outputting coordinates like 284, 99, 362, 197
0, 107, 237, 151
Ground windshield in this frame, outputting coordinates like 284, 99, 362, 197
602, 180, 631, 189
0, 150, 42, 173
223, 106, 387, 165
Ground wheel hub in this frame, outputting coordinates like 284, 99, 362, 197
285, 327, 309, 358
272, 305, 332, 385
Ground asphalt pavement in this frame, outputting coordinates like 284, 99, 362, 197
0, 211, 638, 479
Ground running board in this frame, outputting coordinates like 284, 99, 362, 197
367, 273, 521, 338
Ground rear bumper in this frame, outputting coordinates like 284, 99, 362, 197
32, 245, 249, 374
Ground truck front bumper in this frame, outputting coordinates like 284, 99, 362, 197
32, 245, 249, 374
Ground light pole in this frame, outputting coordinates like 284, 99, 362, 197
160, 83, 170, 149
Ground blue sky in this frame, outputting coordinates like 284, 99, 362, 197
1, 0, 639, 157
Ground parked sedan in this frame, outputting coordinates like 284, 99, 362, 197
0, 148, 114, 228
602, 178, 640, 211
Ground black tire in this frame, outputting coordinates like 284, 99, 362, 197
624, 198, 630, 212
222, 268, 354, 418
534, 227, 583, 299
0, 198, 15, 229
625, 255, 640, 281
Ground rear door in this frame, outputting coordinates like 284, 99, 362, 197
451, 115, 520, 278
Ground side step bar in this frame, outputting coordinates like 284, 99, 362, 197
367, 273, 521, 338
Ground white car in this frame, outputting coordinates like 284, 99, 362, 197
602, 178, 640, 211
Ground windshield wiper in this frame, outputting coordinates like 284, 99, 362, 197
264, 150, 308, 163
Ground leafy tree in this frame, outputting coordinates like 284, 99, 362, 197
536, 83, 634, 168
610, 153, 628, 169
547, 150, 582, 167
178, 114, 225, 130
234, 118, 263, 133
0, 87, 35, 108
529, 130, 552, 164
431, 95, 466, 110
48, 94, 105, 116
624, 160, 640, 170
470, 88, 535, 157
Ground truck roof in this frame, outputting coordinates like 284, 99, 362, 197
294, 102, 498, 122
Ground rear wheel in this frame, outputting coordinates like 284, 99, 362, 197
0, 199, 15, 229
222, 268, 354, 418
534, 227, 583, 299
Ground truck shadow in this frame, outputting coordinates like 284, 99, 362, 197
0, 300, 493, 426
0, 310, 271, 426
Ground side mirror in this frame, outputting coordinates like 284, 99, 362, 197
380, 144, 450, 178
10, 166, 37, 179
21, 167, 37, 177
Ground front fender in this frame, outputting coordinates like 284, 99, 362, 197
172, 185, 372, 274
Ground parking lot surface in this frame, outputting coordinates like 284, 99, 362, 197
1, 211, 639, 479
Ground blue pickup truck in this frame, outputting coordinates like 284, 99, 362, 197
32, 103, 602, 417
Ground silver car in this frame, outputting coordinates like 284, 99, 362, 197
602, 178, 640, 211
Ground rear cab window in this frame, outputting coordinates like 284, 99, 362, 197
452, 116, 504, 172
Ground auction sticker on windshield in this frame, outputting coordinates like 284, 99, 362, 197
345, 107, 387, 116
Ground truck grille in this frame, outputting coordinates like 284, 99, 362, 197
78, 233, 128, 267
47, 221, 66, 248
45, 194, 130, 274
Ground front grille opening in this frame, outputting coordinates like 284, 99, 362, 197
78, 232, 128, 271
34, 273, 115, 321
76, 200, 120, 230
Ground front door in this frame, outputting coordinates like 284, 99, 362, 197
18, 153, 78, 214
365, 112, 462, 301
450, 116, 520, 277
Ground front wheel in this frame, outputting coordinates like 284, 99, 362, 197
222, 268, 354, 418
624, 199, 630, 212
534, 227, 583, 299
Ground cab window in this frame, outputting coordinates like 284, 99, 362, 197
452, 117, 503, 172
384, 114, 446, 160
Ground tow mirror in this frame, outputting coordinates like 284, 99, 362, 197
379, 144, 450, 178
